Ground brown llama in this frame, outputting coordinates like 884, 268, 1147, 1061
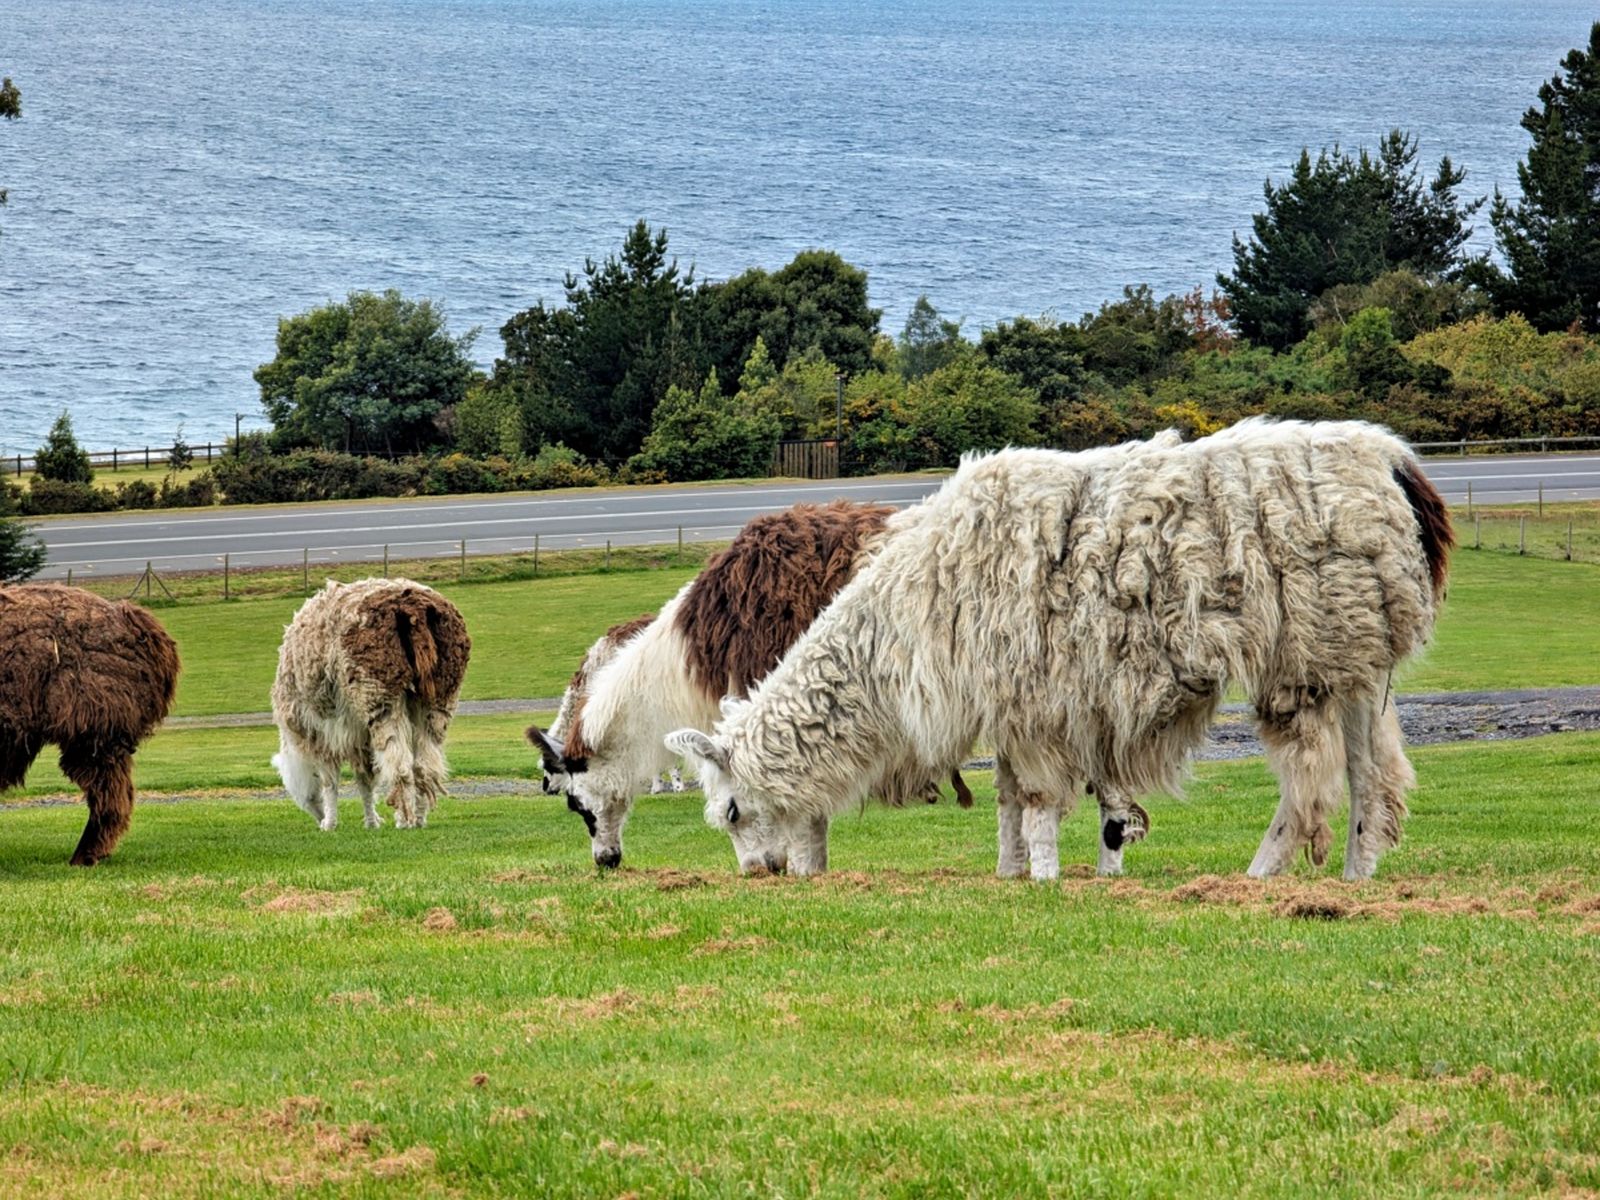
272, 579, 471, 829
0, 584, 181, 865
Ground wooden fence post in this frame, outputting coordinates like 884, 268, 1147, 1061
1538, 482, 1544, 517
1474, 514, 1481, 551
533, 534, 539, 576
459, 538, 466, 582
1568, 519, 1575, 562
383, 544, 389, 577
303, 548, 309, 595
1519, 516, 1526, 556
1466, 481, 1472, 517
224, 553, 230, 600
605, 539, 611, 570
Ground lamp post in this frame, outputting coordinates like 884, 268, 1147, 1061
234, 413, 242, 454
834, 371, 846, 441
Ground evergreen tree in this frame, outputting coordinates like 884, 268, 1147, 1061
1479, 22, 1600, 331
0, 487, 44, 583
1220, 131, 1481, 349
897, 296, 967, 380
1, 76, 18, 220
34, 411, 93, 483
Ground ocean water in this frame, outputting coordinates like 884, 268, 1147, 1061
0, 0, 1594, 452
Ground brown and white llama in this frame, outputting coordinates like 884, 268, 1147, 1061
0, 584, 181, 865
272, 578, 470, 830
669, 419, 1453, 881
528, 499, 1148, 877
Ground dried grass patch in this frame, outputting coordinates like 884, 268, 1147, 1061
244, 883, 363, 916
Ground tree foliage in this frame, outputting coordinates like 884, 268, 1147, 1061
1, 77, 19, 226
34, 411, 93, 483
255, 290, 477, 454
897, 296, 967, 380
0, 482, 45, 583
630, 368, 780, 482
1220, 131, 1482, 349
1479, 22, 1600, 331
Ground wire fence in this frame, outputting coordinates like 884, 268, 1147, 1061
38, 523, 751, 604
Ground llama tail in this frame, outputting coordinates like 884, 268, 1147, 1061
395, 595, 443, 705
1394, 458, 1454, 601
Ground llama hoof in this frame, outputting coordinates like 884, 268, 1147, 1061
364, 814, 385, 829
996, 864, 1029, 880
68, 852, 100, 867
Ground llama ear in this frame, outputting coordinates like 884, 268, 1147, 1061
665, 729, 727, 771
719, 695, 750, 721
525, 726, 565, 773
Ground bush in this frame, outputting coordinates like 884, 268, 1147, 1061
211, 450, 422, 505
631, 370, 781, 482
421, 454, 514, 496
114, 479, 159, 510
159, 473, 218, 508
23, 478, 116, 515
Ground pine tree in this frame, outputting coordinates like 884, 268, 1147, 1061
0, 486, 44, 583
1219, 131, 1480, 349
34, 411, 93, 484
1480, 22, 1600, 331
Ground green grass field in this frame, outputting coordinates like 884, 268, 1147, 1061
3, 548, 1599, 1195
75, 547, 1600, 722
2, 737, 1599, 1197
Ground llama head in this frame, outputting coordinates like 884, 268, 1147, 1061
526, 726, 582, 797
666, 728, 788, 876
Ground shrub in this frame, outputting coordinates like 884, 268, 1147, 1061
114, 479, 159, 510
158, 473, 218, 508
23, 478, 116, 515
34, 411, 93, 484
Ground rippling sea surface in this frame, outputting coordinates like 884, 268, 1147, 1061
0, 0, 1594, 451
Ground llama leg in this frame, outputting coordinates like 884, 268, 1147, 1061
1023, 800, 1063, 882
1247, 701, 1346, 878
60, 737, 135, 867
371, 711, 418, 829
788, 814, 831, 876
669, 766, 685, 793
0, 731, 42, 792
411, 718, 450, 828
355, 761, 384, 828
1342, 696, 1414, 880
272, 733, 325, 824
994, 756, 1029, 879
317, 765, 340, 832
1095, 784, 1149, 877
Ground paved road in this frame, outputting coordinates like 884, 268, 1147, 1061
28, 452, 1600, 580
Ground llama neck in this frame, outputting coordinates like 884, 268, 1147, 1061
581, 594, 718, 755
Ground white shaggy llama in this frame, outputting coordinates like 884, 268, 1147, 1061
530, 500, 1150, 878
272, 578, 471, 830
669, 419, 1453, 880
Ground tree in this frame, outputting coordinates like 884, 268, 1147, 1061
902, 359, 1041, 466
630, 368, 780, 482
978, 316, 1088, 411
0, 485, 45, 583
166, 425, 194, 479
691, 250, 883, 389
1478, 23, 1600, 331
34, 411, 93, 483
488, 221, 695, 461
1, 77, 19, 232
255, 290, 478, 454
897, 296, 967, 379
1220, 131, 1482, 349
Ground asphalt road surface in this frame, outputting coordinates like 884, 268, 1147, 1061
28, 452, 1600, 580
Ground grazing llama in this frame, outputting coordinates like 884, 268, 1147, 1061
529, 500, 1148, 877
0, 584, 181, 865
528, 501, 976, 870
272, 578, 470, 830
670, 419, 1452, 880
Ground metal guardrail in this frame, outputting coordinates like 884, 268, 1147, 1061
1413, 435, 1600, 455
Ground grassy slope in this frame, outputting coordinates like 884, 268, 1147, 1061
2, 736, 1599, 1197
127, 549, 1600, 719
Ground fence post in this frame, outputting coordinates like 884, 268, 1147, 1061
1466, 481, 1472, 518
459, 538, 466, 582
1538, 482, 1544, 517
1474, 514, 1481, 551
224, 553, 230, 600
66, 568, 72, 587
383, 544, 389, 577
1459, 440, 1466, 457
533, 534, 539, 576
605, 539, 611, 571
14, 455, 19, 477
112, 448, 118, 471
145, 447, 150, 469
1568, 519, 1575, 562
145, 562, 152, 600
677, 525, 683, 559
1519, 516, 1526, 556
303, 548, 309, 595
